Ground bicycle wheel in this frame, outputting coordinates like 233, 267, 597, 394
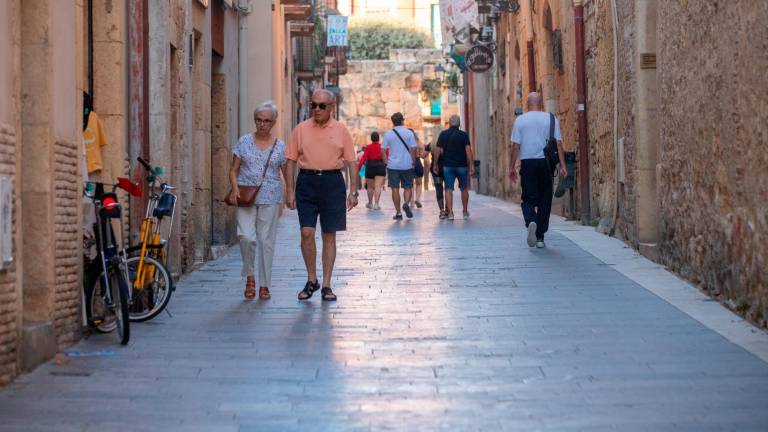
110, 264, 131, 345
87, 264, 130, 344
126, 255, 173, 322
86, 268, 117, 334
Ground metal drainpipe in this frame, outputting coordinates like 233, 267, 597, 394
237, 0, 251, 136
609, 0, 620, 235
573, 0, 591, 225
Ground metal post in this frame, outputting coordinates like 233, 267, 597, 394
335, 46, 340, 118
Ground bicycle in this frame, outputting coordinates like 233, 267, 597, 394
123, 157, 177, 322
83, 179, 137, 345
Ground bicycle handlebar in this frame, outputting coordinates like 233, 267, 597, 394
137, 157, 152, 171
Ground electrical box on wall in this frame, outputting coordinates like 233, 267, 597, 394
0, 176, 13, 270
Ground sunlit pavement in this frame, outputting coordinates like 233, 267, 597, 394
1, 191, 767, 431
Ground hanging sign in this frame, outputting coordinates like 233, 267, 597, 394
327, 16, 349, 47
465, 44, 494, 73
439, 0, 480, 44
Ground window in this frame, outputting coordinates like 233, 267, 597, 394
431, 100, 442, 116
553, 29, 563, 72
431, 4, 442, 48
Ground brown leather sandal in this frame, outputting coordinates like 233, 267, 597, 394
244, 277, 256, 300
259, 287, 271, 300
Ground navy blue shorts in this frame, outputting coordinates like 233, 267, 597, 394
443, 166, 469, 190
296, 170, 347, 233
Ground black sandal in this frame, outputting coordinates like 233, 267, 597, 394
321, 287, 337, 302
298, 280, 320, 300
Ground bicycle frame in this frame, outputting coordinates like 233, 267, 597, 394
133, 158, 177, 291
84, 183, 131, 327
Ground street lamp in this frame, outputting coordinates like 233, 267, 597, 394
434, 63, 445, 82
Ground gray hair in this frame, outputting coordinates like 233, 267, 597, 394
449, 115, 461, 127
312, 88, 336, 103
253, 101, 278, 120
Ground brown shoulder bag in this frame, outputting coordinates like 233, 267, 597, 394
225, 137, 278, 207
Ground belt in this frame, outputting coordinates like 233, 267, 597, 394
299, 168, 341, 176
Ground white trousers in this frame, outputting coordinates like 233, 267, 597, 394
237, 204, 280, 286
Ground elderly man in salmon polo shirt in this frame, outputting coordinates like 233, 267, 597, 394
286, 89, 359, 302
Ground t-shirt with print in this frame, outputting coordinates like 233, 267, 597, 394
232, 134, 287, 205
510, 111, 562, 160
436, 126, 470, 167
381, 126, 416, 170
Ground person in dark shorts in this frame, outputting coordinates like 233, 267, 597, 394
358, 131, 386, 210
408, 128, 425, 209
434, 115, 474, 220
286, 89, 359, 301
426, 143, 446, 219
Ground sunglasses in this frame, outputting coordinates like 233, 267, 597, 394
311, 102, 330, 110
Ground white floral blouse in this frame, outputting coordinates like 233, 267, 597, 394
232, 134, 287, 205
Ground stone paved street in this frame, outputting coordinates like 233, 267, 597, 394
1, 192, 768, 431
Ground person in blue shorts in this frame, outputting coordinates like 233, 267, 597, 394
434, 115, 474, 220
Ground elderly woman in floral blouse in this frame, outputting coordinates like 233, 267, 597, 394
229, 101, 288, 300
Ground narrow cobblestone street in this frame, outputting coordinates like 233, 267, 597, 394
1, 193, 767, 432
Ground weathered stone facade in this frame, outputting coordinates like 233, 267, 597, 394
0, 0, 303, 386
482, 0, 768, 327
339, 49, 459, 149
657, 1, 768, 326
0, 0, 21, 387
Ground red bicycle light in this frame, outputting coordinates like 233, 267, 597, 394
102, 196, 118, 210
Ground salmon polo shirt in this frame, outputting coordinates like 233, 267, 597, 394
286, 118, 356, 170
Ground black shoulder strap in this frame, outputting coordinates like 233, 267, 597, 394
392, 128, 411, 153
549, 113, 555, 140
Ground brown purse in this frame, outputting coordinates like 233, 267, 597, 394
225, 137, 278, 207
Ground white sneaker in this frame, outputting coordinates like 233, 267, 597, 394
536, 240, 546, 248
373, 204, 381, 211
463, 211, 470, 220
366, 202, 373, 209
527, 222, 537, 247
448, 213, 455, 221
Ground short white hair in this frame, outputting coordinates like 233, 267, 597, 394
253, 101, 278, 120
312, 89, 336, 103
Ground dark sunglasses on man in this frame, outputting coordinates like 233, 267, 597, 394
311, 102, 330, 110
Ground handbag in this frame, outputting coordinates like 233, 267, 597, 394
224, 137, 277, 207
544, 113, 560, 176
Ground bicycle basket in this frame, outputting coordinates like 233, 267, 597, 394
153, 193, 176, 218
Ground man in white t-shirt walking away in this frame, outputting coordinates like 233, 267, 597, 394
382, 112, 417, 220
509, 93, 567, 248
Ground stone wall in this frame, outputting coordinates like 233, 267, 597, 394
0, 124, 19, 386
339, 49, 458, 149
0, 0, 20, 387
657, 1, 768, 326
485, 0, 768, 328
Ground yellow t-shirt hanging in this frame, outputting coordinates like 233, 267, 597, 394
83, 111, 107, 173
